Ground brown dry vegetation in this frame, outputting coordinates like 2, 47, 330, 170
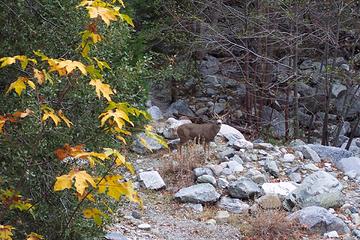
159, 141, 209, 189
240, 209, 312, 240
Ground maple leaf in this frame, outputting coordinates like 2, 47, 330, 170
6, 76, 35, 96
74, 151, 108, 167
0, 55, 37, 69
83, 208, 107, 225
89, 79, 114, 101
53, 174, 73, 192
33, 68, 45, 85
112, 0, 125, 7
57, 60, 87, 75
54, 170, 96, 196
86, 6, 119, 26
54, 144, 85, 160
73, 171, 96, 195
99, 108, 133, 129
97, 175, 124, 200
26, 232, 44, 240
77, 191, 95, 202
0, 117, 6, 134
120, 14, 134, 27
11, 109, 33, 118
93, 57, 110, 71
0, 225, 15, 240
57, 110, 73, 128
41, 107, 61, 126
0, 109, 33, 134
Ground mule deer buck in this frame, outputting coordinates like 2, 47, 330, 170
176, 119, 222, 158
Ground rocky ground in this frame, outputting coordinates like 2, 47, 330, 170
104, 112, 360, 240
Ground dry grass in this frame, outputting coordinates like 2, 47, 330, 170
159, 140, 207, 189
240, 209, 310, 240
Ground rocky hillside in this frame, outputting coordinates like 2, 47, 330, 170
104, 108, 360, 240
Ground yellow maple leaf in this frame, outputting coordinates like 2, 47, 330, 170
33, 68, 45, 85
83, 208, 107, 225
54, 170, 96, 196
53, 174, 73, 192
0, 55, 36, 69
57, 110, 73, 128
73, 171, 96, 196
26, 232, 44, 240
93, 57, 110, 71
89, 79, 114, 101
6, 76, 35, 96
0, 118, 6, 134
57, 60, 87, 76
99, 108, 133, 129
103, 148, 125, 165
0, 57, 16, 68
97, 175, 125, 200
0, 225, 15, 240
112, 0, 125, 7
42, 108, 61, 126
86, 6, 119, 26
120, 13, 134, 27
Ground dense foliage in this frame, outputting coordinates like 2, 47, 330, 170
0, 1, 165, 239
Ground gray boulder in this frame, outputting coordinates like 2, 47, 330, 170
162, 117, 191, 139
197, 175, 217, 186
132, 133, 163, 154
289, 206, 350, 234
284, 171, 344, 210
307, 144, 352, 163
147, 106, 163, 121
262, 182, 298, 198
165, 99, 195, 118
217, 196, 250, 213
199, 55, 220, 76
218, 124, 245, 144
139, 171, 166, 190
105, 232, 128, 240
264, 160, 280, 177
175, 183, 220, 203
262, 106, 286, 138
228, 177, 263, 200
295, 145, 321, 163
335, 86, 360, 119
193, 167, 213, 177
256, 194, 282, 209
335, 157, 360, 177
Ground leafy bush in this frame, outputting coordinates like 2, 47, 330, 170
0, 1, 160, 239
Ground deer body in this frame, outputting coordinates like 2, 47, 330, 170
176, 120, 222, 156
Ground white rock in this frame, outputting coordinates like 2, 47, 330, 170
218, 124, 245, 144
351, 213, 360, 225
218, 178, 229, 189
227, 161, 244, 173
304, 163, 319, 171
138, 223, 151, 230
163, 117, 191, 139
215, 210, 230, 223
283, 153, 296, 162
232, 139, 253, 150
184, 203, 203, 213
206, 219, 217, 225
139, 171, 166, 190
323, 231, 339, 238
262, 182, 298, 197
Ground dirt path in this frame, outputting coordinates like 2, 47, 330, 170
106, 155, 243, 240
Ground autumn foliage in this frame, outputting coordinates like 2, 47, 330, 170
0, 0, 156, 239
